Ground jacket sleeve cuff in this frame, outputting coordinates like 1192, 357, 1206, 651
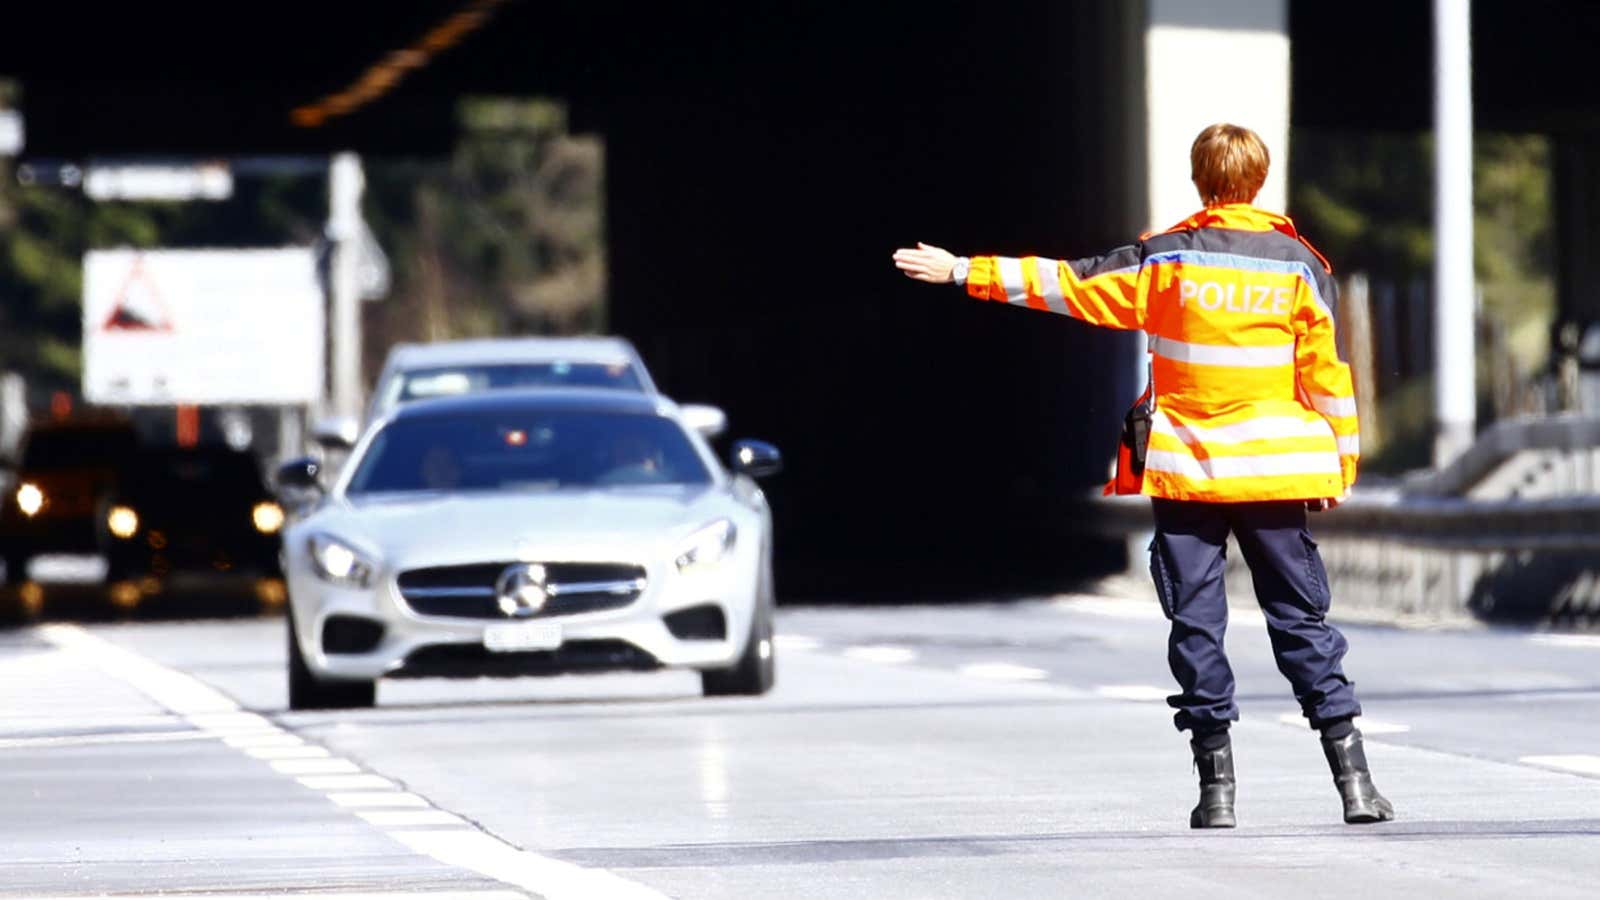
965, 256, 998, 300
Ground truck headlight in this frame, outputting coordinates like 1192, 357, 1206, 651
308, 534, 377, 588
107, 505, 140, 539
15, 482, 43, 517
252, 501, 285, 534
675, 519, 736, 573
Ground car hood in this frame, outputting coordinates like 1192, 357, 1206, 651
301, 485, 729, 564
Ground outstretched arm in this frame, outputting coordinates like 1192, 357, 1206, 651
894, 242, 1144, 330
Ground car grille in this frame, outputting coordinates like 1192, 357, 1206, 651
395, 562, 647, 619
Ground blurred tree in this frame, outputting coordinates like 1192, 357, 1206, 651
363, 97, 606, 376
1291, 129, 1554, 472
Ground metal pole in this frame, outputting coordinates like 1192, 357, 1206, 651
328, 152, 365, 419
1433, 0, 1475, 467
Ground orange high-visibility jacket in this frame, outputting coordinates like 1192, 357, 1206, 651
964, 204, 1357, 503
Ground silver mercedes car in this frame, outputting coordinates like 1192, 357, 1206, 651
275, 388, 781, 709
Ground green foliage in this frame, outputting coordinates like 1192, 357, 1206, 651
363, 97, 606, 375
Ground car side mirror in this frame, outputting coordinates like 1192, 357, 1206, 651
680, 404, 727, 439
730, 440, 782, 479
312, 415, 359, 450
276, 456, 324, 493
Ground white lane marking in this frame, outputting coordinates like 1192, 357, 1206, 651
25, 893, 526, 900
357, 809, 469, 828
960, 663, 1048, 681
40, 625, 235, 715
1096, 684, 1170, 702
224, 733, 305, 749
1530, 634, 1600, 649
773, 634, 819, 651
0, 730, 215, 750
38, 624, 669, 900
189, 711, 277, 733
270, 758, 363, 776
1521, 754, 1600, 776
1275, 713, 1411, 735
245, 743, 331, 760
843, 645, 916, 664
390, 829, 669, 900
1054, 595, 1165, 620
328, 791, 431, 809
299, 774, 399, 791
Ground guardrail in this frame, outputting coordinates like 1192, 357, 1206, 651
1068, 416, 1600, 627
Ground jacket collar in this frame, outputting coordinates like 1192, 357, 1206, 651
1153, 204, 1331, 273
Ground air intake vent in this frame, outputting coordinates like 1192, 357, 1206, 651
663, 604, 727, 640
321, 615, 385, 654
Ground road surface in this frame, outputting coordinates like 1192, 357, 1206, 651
3, 591, 1599, 898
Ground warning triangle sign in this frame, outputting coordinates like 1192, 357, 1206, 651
101, 256, 175, 332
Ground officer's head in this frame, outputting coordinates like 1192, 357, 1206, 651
1190, 123, 1269, 208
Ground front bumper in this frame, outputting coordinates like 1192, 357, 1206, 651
287, 552, 758, 681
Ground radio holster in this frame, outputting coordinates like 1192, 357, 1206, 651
1104, 382, 1153, 497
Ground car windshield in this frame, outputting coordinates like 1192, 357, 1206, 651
389, 363, 643, 406
346, 410, 711, 495
128, 448, 266, 502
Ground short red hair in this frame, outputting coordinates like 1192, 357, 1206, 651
1190, 123, 1269, 207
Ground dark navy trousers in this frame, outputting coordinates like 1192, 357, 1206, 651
1148, 498, 1361, 734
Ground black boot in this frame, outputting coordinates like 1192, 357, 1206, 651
1321, 729, 1395, 824
1189, 735, 1236, 829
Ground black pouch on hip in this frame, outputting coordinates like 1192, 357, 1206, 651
1120, 388, 1153, 477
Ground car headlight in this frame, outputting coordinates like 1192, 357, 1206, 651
107, 505, 139, 539
252, 501, 285, 534
307, 534, 377, 588
15, 482, 43, 517
675, 519, 736, 573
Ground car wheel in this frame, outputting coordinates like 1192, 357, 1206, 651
287, 607, 376, 710
701, 564, 776, 697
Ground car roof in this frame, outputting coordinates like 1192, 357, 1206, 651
383, 337, 642, 369
388, 387, 670, 422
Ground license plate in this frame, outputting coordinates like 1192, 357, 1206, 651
483, 621, 563, 653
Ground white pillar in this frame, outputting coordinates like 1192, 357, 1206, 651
327, 152, 365, 419
1433, 0, 1475, 467
1144, 0, 1290, 231
1141, 0, 1289, 390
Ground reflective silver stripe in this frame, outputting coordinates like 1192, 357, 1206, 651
1033, 257, 1069, 315
1144, 449, 1343, 481
1151, 336, 1294, 368
1155, 415, 1335, 447
997, 257, 1028, 305
1336, 435, 1360, 456
1307, 392, 1359, 418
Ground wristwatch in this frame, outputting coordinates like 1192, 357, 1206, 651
951, 256, 970, 285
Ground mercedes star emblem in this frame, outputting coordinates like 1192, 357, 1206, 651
495, 563, 549, 617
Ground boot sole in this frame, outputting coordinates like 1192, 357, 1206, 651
1344, 802, 1396, 824
1190, 809, 1237, 829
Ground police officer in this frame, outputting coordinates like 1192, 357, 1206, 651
893, 123, 1393, 828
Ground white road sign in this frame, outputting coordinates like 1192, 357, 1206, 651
83, 248, 324, 405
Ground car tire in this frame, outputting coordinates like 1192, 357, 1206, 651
287, 607, 376, 710
701, 562, 776, 697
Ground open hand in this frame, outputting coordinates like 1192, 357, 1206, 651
893, 242, 957, 283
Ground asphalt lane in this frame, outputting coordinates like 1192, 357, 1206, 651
4, 594, 1600, 898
